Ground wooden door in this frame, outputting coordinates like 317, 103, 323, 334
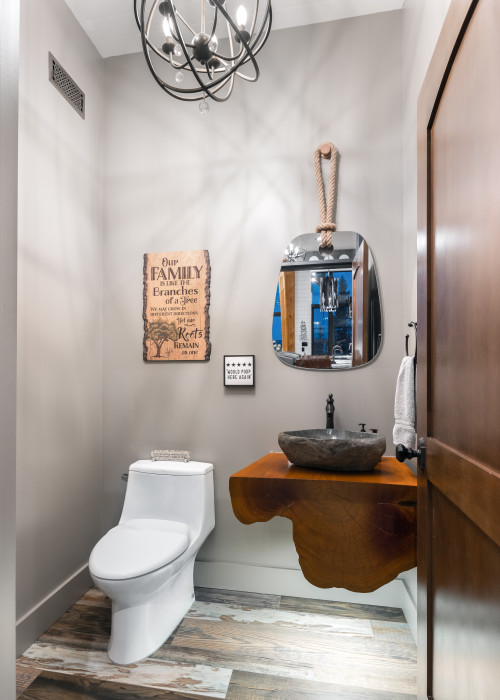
417, 1, 500, 698
352, 240, 368, 367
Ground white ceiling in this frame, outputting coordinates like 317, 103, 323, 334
63, 0, 404, 58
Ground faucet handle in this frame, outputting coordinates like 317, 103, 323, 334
358, 423, 366, 432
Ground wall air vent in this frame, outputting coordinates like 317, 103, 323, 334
48, 53, 85, 119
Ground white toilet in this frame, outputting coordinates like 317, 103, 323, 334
89, 459, 214, 665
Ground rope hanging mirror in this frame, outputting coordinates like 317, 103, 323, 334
272, 141, 383, 370
314, 142, 338, 255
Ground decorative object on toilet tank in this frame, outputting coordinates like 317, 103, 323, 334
272, 143, 383, 370
224, 355, 255, 386
151, 449, 190, 461
143, 250, 211, 361
134, 0, 272, 111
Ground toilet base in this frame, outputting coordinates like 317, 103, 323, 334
104, 558, 196, 665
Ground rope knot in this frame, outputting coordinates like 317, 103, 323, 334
315, 223, 337, 233
316, 223, 336, 251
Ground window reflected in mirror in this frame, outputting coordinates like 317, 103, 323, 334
272, 232, 382, 370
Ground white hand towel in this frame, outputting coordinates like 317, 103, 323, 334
393, 356, 416, 449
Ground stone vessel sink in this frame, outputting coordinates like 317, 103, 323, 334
278, 429, 386, 472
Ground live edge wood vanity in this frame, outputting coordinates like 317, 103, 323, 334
229, 453, 417, 593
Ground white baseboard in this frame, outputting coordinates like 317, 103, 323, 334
194, 560, 417, 642
399, 576, 417, 642
16, 563, 92, 656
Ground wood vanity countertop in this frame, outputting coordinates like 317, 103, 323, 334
229, 453, 417, 593
230, 452, 417, 485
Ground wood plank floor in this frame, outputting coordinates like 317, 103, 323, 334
16, 587, 416, 699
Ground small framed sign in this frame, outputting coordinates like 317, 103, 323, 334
224, 355, 255, 387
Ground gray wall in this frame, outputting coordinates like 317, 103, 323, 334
16, 0, 103, 647
0, 2, 20, 695
102, 12, 405, 585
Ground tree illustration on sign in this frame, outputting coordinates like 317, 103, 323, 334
146, 319, 178, 358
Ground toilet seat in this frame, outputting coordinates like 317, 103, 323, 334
90, 519, 189, 581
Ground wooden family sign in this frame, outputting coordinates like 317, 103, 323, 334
143, 250, 211, 361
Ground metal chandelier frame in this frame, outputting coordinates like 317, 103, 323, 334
134, 0, 272, 103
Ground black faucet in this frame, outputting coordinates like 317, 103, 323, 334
326, 394, 335, 429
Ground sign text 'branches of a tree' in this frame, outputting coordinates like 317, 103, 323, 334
143, 251, 211, 361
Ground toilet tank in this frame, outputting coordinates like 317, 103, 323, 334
119, 460, 214, 537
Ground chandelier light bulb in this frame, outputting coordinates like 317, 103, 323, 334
173, 43, 183, 57
199, 98, 209, 115
236, 5, 248, 27
208, 35, 218, 53
284, 242, 306, 262
162, 17, 172, 37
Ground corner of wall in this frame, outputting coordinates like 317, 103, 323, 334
16, 0, 104, 655
16, 565, 92, 657
0, 0, 20, 693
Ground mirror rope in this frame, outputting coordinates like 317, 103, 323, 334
314, 142, 338, 252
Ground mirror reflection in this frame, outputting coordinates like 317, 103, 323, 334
272, 232, 382, 370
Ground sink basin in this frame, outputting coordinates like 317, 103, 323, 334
278, 429, 386, 472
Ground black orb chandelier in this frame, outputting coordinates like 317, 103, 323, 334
134, 0, 272, 113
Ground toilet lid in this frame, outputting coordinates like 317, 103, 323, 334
130, 460, 213, 476
89, 519, 189, 581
